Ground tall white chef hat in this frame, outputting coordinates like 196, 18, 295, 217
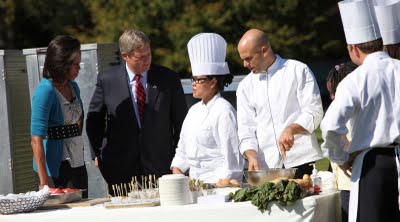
338, 0, 381, 44
187, 33, 230, 76
374, 0, 400, 45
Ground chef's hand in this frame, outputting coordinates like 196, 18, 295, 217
94, 157, 99, 168
172, 167, 183, 174
279, 127, 294, 158
339, 150, 362, 177
279, 124, 307, 158
245, 150, 260, 171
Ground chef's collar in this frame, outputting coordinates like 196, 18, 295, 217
362, 51, 391, 66
266, 54, 283, 74
201, 92, 221, 108
255, 54, 282, 76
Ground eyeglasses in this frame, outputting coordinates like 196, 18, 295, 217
191, 77, 211, 84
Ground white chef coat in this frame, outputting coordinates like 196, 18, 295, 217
170, 93, 244, 183
320, 51, 400, 222
236, 55, 324, 169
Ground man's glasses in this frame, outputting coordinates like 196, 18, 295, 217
191, 76, 212, 84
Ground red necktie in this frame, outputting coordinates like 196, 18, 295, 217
135, 74, 145, 124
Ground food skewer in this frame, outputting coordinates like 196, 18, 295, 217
149, 174, 152, 190
112, 185, 116, 197
124, 183, 128, 197
137, 179, 140, 191
131, 177, 135, 192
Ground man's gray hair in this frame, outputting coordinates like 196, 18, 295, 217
119, 29, 150, 55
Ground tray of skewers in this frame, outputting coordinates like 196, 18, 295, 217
104, 175, 160, 209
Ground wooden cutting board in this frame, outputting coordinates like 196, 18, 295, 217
103, 201, 160, 209
39, 198, 110, 209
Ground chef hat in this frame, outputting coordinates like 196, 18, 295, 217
338, 0, 381, 44
187, 33, 230, 76
374, 0, 400, 45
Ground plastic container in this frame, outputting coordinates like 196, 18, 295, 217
310, 164, 322, 191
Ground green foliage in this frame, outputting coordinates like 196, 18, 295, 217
0, 0, 93, 48
230, 186, 259, 202
231, 180, 310, 213
0, 0, 346, 77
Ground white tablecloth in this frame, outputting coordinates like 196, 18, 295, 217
1, 191, 340, 222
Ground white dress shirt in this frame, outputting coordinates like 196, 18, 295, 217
126, 63, 148, 128
170, 93, 244, 183
320, 51, 400, 221
236, 55, 324, 169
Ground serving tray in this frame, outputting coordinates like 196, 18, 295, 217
45, 190, 82, 204
104, 199, 160, 209
40, 198, 110, 209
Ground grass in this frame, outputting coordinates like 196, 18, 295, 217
314, 127, 331, 171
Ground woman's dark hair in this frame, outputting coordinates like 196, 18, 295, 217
42, 35, 81, 83
383, 43, 400, 60
326, 62, 357, 95
210, 73, 234, 91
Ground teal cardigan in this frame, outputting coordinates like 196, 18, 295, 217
31, 79, 83, 178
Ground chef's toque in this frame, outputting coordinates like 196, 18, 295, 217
338, 0, 381, 44
187, 33, 230, 76
374, 0, 400, 45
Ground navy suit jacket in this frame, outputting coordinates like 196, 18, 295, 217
86, 64, 187, 185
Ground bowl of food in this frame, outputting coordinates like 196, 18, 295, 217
0, 186, 50, 215
243, 168, 297, 186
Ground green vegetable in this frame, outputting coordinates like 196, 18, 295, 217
251, 182, 275, 213
230, 186, 259, 202
230, 180, 311, 213
277, 180, 304, 206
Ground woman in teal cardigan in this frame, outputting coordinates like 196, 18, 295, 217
31, 35, 88, 197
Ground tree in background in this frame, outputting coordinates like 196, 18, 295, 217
0, 0, 93, 49
0, 0, 346, 77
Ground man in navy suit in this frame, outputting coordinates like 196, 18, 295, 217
86, 29, 187, 193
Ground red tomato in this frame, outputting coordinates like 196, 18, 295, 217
49, 188, 64, 194
63, 188, 78, 193
313, 185, 321, 194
